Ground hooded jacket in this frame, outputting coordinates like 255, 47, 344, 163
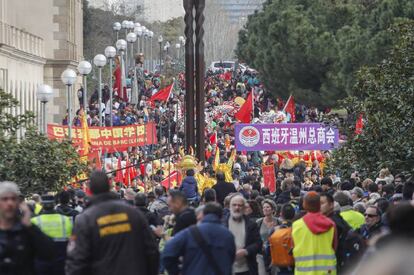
303, 212, 337, 250
179, 176, 199, 199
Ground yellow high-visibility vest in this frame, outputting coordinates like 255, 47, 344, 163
292, 218, 336, 275
31, 213, 72, 242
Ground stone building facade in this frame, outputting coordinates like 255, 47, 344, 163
0, 0, 83, 131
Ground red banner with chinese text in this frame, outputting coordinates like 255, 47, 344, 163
262, 164, 276, 193
47, 123, 157, 153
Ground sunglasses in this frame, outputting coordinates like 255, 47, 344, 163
364, 213, 378, 218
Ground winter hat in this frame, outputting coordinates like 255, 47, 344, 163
303, 191, 321, 213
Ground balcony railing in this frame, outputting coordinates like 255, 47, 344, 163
0, 22, 45, 58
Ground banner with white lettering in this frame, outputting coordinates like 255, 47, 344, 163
235, 123, 339, 151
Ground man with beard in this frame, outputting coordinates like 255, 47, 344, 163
225, 194, 261, 275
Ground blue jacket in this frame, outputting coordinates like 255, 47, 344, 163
179, 176, 199, 199
162, 214, 236, 275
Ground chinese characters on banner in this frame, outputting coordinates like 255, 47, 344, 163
262, 164, 276, 193
47, 123, 157, 152
235, 123, 339, 151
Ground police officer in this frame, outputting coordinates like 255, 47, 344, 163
31, 195, 72, 275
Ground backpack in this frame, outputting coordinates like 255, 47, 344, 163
268, 225, 294, 267
154, 199, 170, 219
337, 229, 366, 271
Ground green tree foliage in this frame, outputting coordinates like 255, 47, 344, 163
236, 0, 414, 107
0, 91, 87, 195
330, 21, 414, 178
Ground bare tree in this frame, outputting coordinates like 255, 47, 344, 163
204, 0, 266, 66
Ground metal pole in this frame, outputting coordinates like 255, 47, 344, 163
120, 51, 125, 99
184, 0, 195, 151
116, 31, 119, 41
125, 30, 128, 72
42, 101, 46, 134
159, 42, 162, 74
130, 43, 134, 70
109, 58, 114, 126
67, 85, 72, 140
142, 37, 146, 71
98, 67, 103, 126
168, 109, 171, 189
150, 37, 153, 72
83, 75, 87, 111
195, 0, 206, 162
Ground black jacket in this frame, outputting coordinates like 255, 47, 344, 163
172, 207, 197, 236
65, 192, 159, 275
212, 181, 237, 205
137, 206, 162, 227
225, 215, 262, 275
0, 222, 55, 275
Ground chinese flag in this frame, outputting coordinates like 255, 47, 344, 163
262, 164, 276, 193
355, 114, 364, 135
235, 91, 254, 123
161, 171, 182, 189
150, 84, 173, 105
283, 95, 296, 122
209, 132, 217, 145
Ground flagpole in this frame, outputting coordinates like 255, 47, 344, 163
282, 95, 292, 112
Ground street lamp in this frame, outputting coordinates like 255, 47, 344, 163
116, 39, 127, 103
93, 54, 107, 126
134, 22, 141, 28
61, 68, 77, 140
127, 32, 137, 69
113, 22, 121, 40
158, 35, 163, 73
164, 41, 171, 54
148, 31, 154, 71
105, 46, 116, 127
77, 60, 92, 112
175, 43, 181, 61
36, 84, 53, 134
134, 25, 143, 52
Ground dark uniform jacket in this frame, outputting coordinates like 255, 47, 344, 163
65, 192, 159, 275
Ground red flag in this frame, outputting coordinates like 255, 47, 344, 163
283, 95, 296, 122
149, 84, 173, 105
115, 157, 124, 183
123, 160, 132, 186
262, 164, 276, 193
235, 91, 254, 123
161, 171, 182, 189
355, 114, 364, 135
209, 132, 217, 145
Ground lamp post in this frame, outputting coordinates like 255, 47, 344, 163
175, 43, 181, 63
113, 22, 121, 41
126, 32, 137, 69
36, 84, 53, 134
93, 54, 107, 126
61, 68, 77, 140
134, 25, 143, 54
121, 20, 129, 69
105, 46, 116, 127
158, 35, 163, 73
164, 41, 171, 55
77, 60, 92, 112
116, 39, 127, 104
148, 31, 154, 71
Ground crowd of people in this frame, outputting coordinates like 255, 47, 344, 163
2, 62, 414, 275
